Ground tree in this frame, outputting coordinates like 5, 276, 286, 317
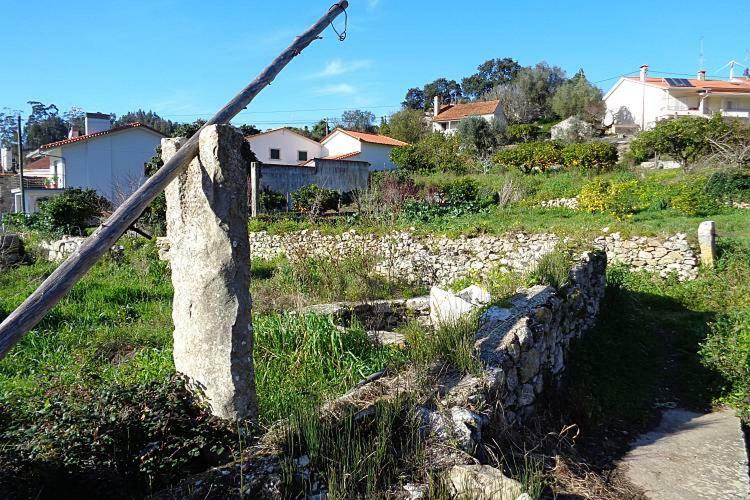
24, 102, 68, 149
402, 87, 426, 110
385, 109, 428, 144
114, 110, 177, 135
337, 110, 376, 132
461, 58, 521, 100
457, 116, 504, 157
629, 115, 729, 171
63, 107, 86, 134
551, 70, 605, 123
172, 119, 206, 138
0, 111, 19, 148
238, 124, 261, 136
310, 119, 330, 141
423, 78, 463, 111
390, 132, 471, 174
486, 62, 566, 123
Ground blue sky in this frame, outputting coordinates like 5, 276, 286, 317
2, 0, 749, 129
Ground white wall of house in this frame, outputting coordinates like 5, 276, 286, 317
604, 78, 667, 130
51, 127, 162, 204
11, 188, 64, 214
321, 132, 361, 157
344, 144, 394, 171
247, 129, 323, 164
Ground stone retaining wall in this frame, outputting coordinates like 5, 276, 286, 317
247, 229, 699, 284
0, 233, 23, 268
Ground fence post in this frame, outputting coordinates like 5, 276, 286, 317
698, 220, 716, 268
250, 162, 259, 218
162, 125, 256, 421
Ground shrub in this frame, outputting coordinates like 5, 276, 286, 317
391, 133, 471, 174
672, 176, 721, 216
561, 142, 618, 173
504, 123, 539, 143
34, 188, 111, 235
442, 178, 479, 205
492, 141, 563, 173
291, 185, 339, 214
705, 168, 750, 203
578, 178, 643, 218
259, 187, 287, 212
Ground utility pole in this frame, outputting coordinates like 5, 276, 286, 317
16, 115, 25, 214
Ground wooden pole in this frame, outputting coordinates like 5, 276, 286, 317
0, 1, 349, 359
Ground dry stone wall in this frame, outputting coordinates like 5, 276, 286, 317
247, 229, 699, 284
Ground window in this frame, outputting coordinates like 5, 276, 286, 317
298, 151, 308, 162
270, 148, 281, 160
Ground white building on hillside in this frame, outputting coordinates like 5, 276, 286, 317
603, 65, 750, 132
19, 112, 165, 212
431, 96, 507, 134
246, 127, 408, 171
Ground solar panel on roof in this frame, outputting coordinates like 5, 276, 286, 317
664, 78, 693, 87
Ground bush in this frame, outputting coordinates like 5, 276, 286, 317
291, 185, 339, 214
705, 168, 750, 203
504, 123, 539, 143
259, 187, 287, 212
672, 176, 721, 216
578, 178, 643, 218
391, 133, 470, 174
561, 142, 618, 173
442, 178, 479, 205
493, 141, 563, 173
35, 188, 110, 235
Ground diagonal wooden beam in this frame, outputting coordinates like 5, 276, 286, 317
0, 1, 349, 359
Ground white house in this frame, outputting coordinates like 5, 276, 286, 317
431, 97, 507, 134
604, 65, 750, 132
246, 127, 408, 172
318, 128, 408, 171
244, 128, 323, 165
19, 113, 165, 212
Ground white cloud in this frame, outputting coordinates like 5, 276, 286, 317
307, 59, 372, 79
314, 83, 356, 96
367, 0, 381, 11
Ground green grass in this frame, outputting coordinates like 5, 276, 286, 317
565, 238, 750, 433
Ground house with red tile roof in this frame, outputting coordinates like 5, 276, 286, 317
17, 112, 165, 213
246, 127, 408, 171
603, 65, 750, 132
431, 96, 507, 135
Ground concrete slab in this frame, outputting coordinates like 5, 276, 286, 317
623, 408, 749, 499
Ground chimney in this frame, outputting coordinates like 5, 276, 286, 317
84, 112, 112, 135
68, 128, 81, 139
697, 69, 706, 81
434, 95, 442, 117
639, 64, 649, 82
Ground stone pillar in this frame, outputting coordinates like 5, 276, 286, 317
249, 162, 259, 218
162, 125, 257, 421
698, 221, 717, 268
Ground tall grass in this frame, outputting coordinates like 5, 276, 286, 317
401, 313, 483, 375
283, 395, 428, 499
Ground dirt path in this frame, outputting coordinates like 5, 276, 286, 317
622, 408, 749, 499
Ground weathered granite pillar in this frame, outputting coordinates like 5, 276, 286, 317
698, 221, 717, 268
162, 125, 256, 421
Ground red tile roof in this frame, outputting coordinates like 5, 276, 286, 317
625, 76, 750, 93
433, 100, 500, 122
321, 128, 409, 147
39, 122, 166, 150
323, 151, 361, 160
24, 156, 51, 170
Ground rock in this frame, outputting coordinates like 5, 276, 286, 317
403, 483, 428, 499
457, 284, 491, 306
449, 407, 487, 451
165, 126, 256, 421
430, 287, 476, 327
698, 221, 716, 268
367, 330, 406, 347
448, 464, 523, 500
0, 233, 23, 268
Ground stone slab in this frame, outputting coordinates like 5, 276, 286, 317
623, 408, 750, 499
